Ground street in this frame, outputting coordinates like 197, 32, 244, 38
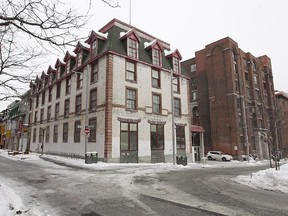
0, 155, 287, 216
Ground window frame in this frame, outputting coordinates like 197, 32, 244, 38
174, 98, 181, 117
75, 94, 82, 115
89, 88, 97, 112
176, 126, 186, 150
152, 69, 160, 88
150, 124, 164, 150
74, 120, 81, 142
120, 122, 138, 151
126, 87, 137, 111
55, 103, 60, 120
88, 118, 97, 142
76, 73, 83, 89
66, 76, 71, 95
63, 122, 69, 143
152, 93, 162, 114
47, 106, 51, 121
126, 61, 137, 82
64, 99, 70, 118
90, 62, 98, 84
127, 37, 138, 58
152, 48, 161, 66
53, 125, 58, 143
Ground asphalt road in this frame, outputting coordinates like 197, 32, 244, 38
0, 156, 287, 216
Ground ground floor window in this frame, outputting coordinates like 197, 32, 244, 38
176, 126, 186, 149
151, 124, 164, 150
120, 122, 138, 151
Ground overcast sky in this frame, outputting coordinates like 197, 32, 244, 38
1, 0, 287, 110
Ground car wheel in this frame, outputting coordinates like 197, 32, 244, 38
208, 156, 212, 160
222, 157, 227, 162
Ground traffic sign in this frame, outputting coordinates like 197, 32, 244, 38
84, 127, 90, 135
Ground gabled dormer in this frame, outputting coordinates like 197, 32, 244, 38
63, 51, 76, 74
165, 49, 182, 74
85, 30, 108, 60
120, 29, 141, 59
41, 71, 49, 87
54, 58, 65, 78
35, 75, 42, 92
30, 81, 36, 95
47, 65, 56, 84
144, 39, 164, 67
73, 42, 90, 71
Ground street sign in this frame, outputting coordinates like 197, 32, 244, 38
84, 127, 90, 135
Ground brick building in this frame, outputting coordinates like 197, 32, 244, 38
29, 19, 191, 163
275, 91, 288, 158
182, 37, 277, 160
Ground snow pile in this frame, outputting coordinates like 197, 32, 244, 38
234, 163, 288, 193
0, 183, 26, 215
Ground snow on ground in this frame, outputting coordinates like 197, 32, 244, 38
0, 149, 287, 215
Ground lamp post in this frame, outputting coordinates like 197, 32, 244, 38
73, 69, 89, 163
170, 69, 176, 165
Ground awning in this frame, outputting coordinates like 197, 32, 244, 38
191, 125, 205, 133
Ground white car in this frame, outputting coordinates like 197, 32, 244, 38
206, 151, 233, 161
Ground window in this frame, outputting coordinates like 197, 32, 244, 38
254, 74, 258, 85
63, 123, 68, 143
55, 103, 60, 120
40, 109, 44, 123
66, 76, 71, 94
45, 126, 50, 143
192, 91, 198, 101
126, 88, 137, 110
88, 118, 96, 142
74, 121, 81, 142
41, 91, 45, 105
152, 49, 161, 66
77, 51, 82, 67
152, 69, 160, 88
120, 122, 138, 151
252, 60, 257, 71
75, 94, 82, 115
173, 57, 180, 73
47, 106, 51, 121
34, 111, 38, 123
64, 99, 70, 118
152, 93, 161, 114
39, 128, 43, 143
48, 88, 52, 102
245, 71, 249, 81
89, 89, 97, 112
176, 126, 185, 149
128, 38, 137, 58
126, 61, 136, 82
173, 77, 180, 93
56, 82, 61, 99
53, 125, 58, 143
174, 98, 181, 117
76, 73, 83, 89
91, 40, 97, 59
150, 124, 164, 150
33, 128, 37, 143
91, 62, 98, 84
66, 59, 70, 73
191, 77, 197, 85
191, 64, 196, 72
36, 95, 39, 108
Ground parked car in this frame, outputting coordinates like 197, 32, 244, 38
206, 151, 233, 161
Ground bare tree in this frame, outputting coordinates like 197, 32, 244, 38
0, 0, 119, 102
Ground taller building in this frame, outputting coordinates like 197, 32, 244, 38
275, 91, 288, 158
182, 37, 277, 160
29, 19, 191, 163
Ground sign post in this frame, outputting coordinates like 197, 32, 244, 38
84, 127, 90, 136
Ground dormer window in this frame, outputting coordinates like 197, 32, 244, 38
77, 51, 82, 67
91, 40, 97, 59
66, 59, 70, 73
152, 49, 161, 66
173, 57, 180, 73
128, 38, 137, 58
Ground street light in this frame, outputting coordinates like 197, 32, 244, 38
170, 69, 176, 165
73, 69, 89, 164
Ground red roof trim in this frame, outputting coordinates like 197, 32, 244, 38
191, 125, 205, 133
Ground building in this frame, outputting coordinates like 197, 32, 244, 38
182, 37, 277, 160
29, 19, 191, 163
275, 91, 288, 158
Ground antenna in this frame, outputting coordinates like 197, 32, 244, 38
129, 0, 132, 25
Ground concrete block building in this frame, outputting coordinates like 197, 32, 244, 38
29, 19, 191, 163
182, 37, 277, 160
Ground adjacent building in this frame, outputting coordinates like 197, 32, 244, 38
182, 37, 277, 160
275, 91, 288, 158
28, 19, 191, 163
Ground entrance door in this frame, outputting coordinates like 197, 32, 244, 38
194, 146, 200, 162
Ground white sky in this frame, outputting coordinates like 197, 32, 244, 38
0, 150, 288, 215
1, 0, 287, 110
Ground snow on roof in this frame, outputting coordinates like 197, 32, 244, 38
96, 31, 108, 39
144, 39, 157, 49
119, 29, 133, 39
164, 49, 174, 56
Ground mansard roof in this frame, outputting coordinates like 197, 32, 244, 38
73, 41, 90, 54
85, 30, 108, 44
63, 51, 76, 62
